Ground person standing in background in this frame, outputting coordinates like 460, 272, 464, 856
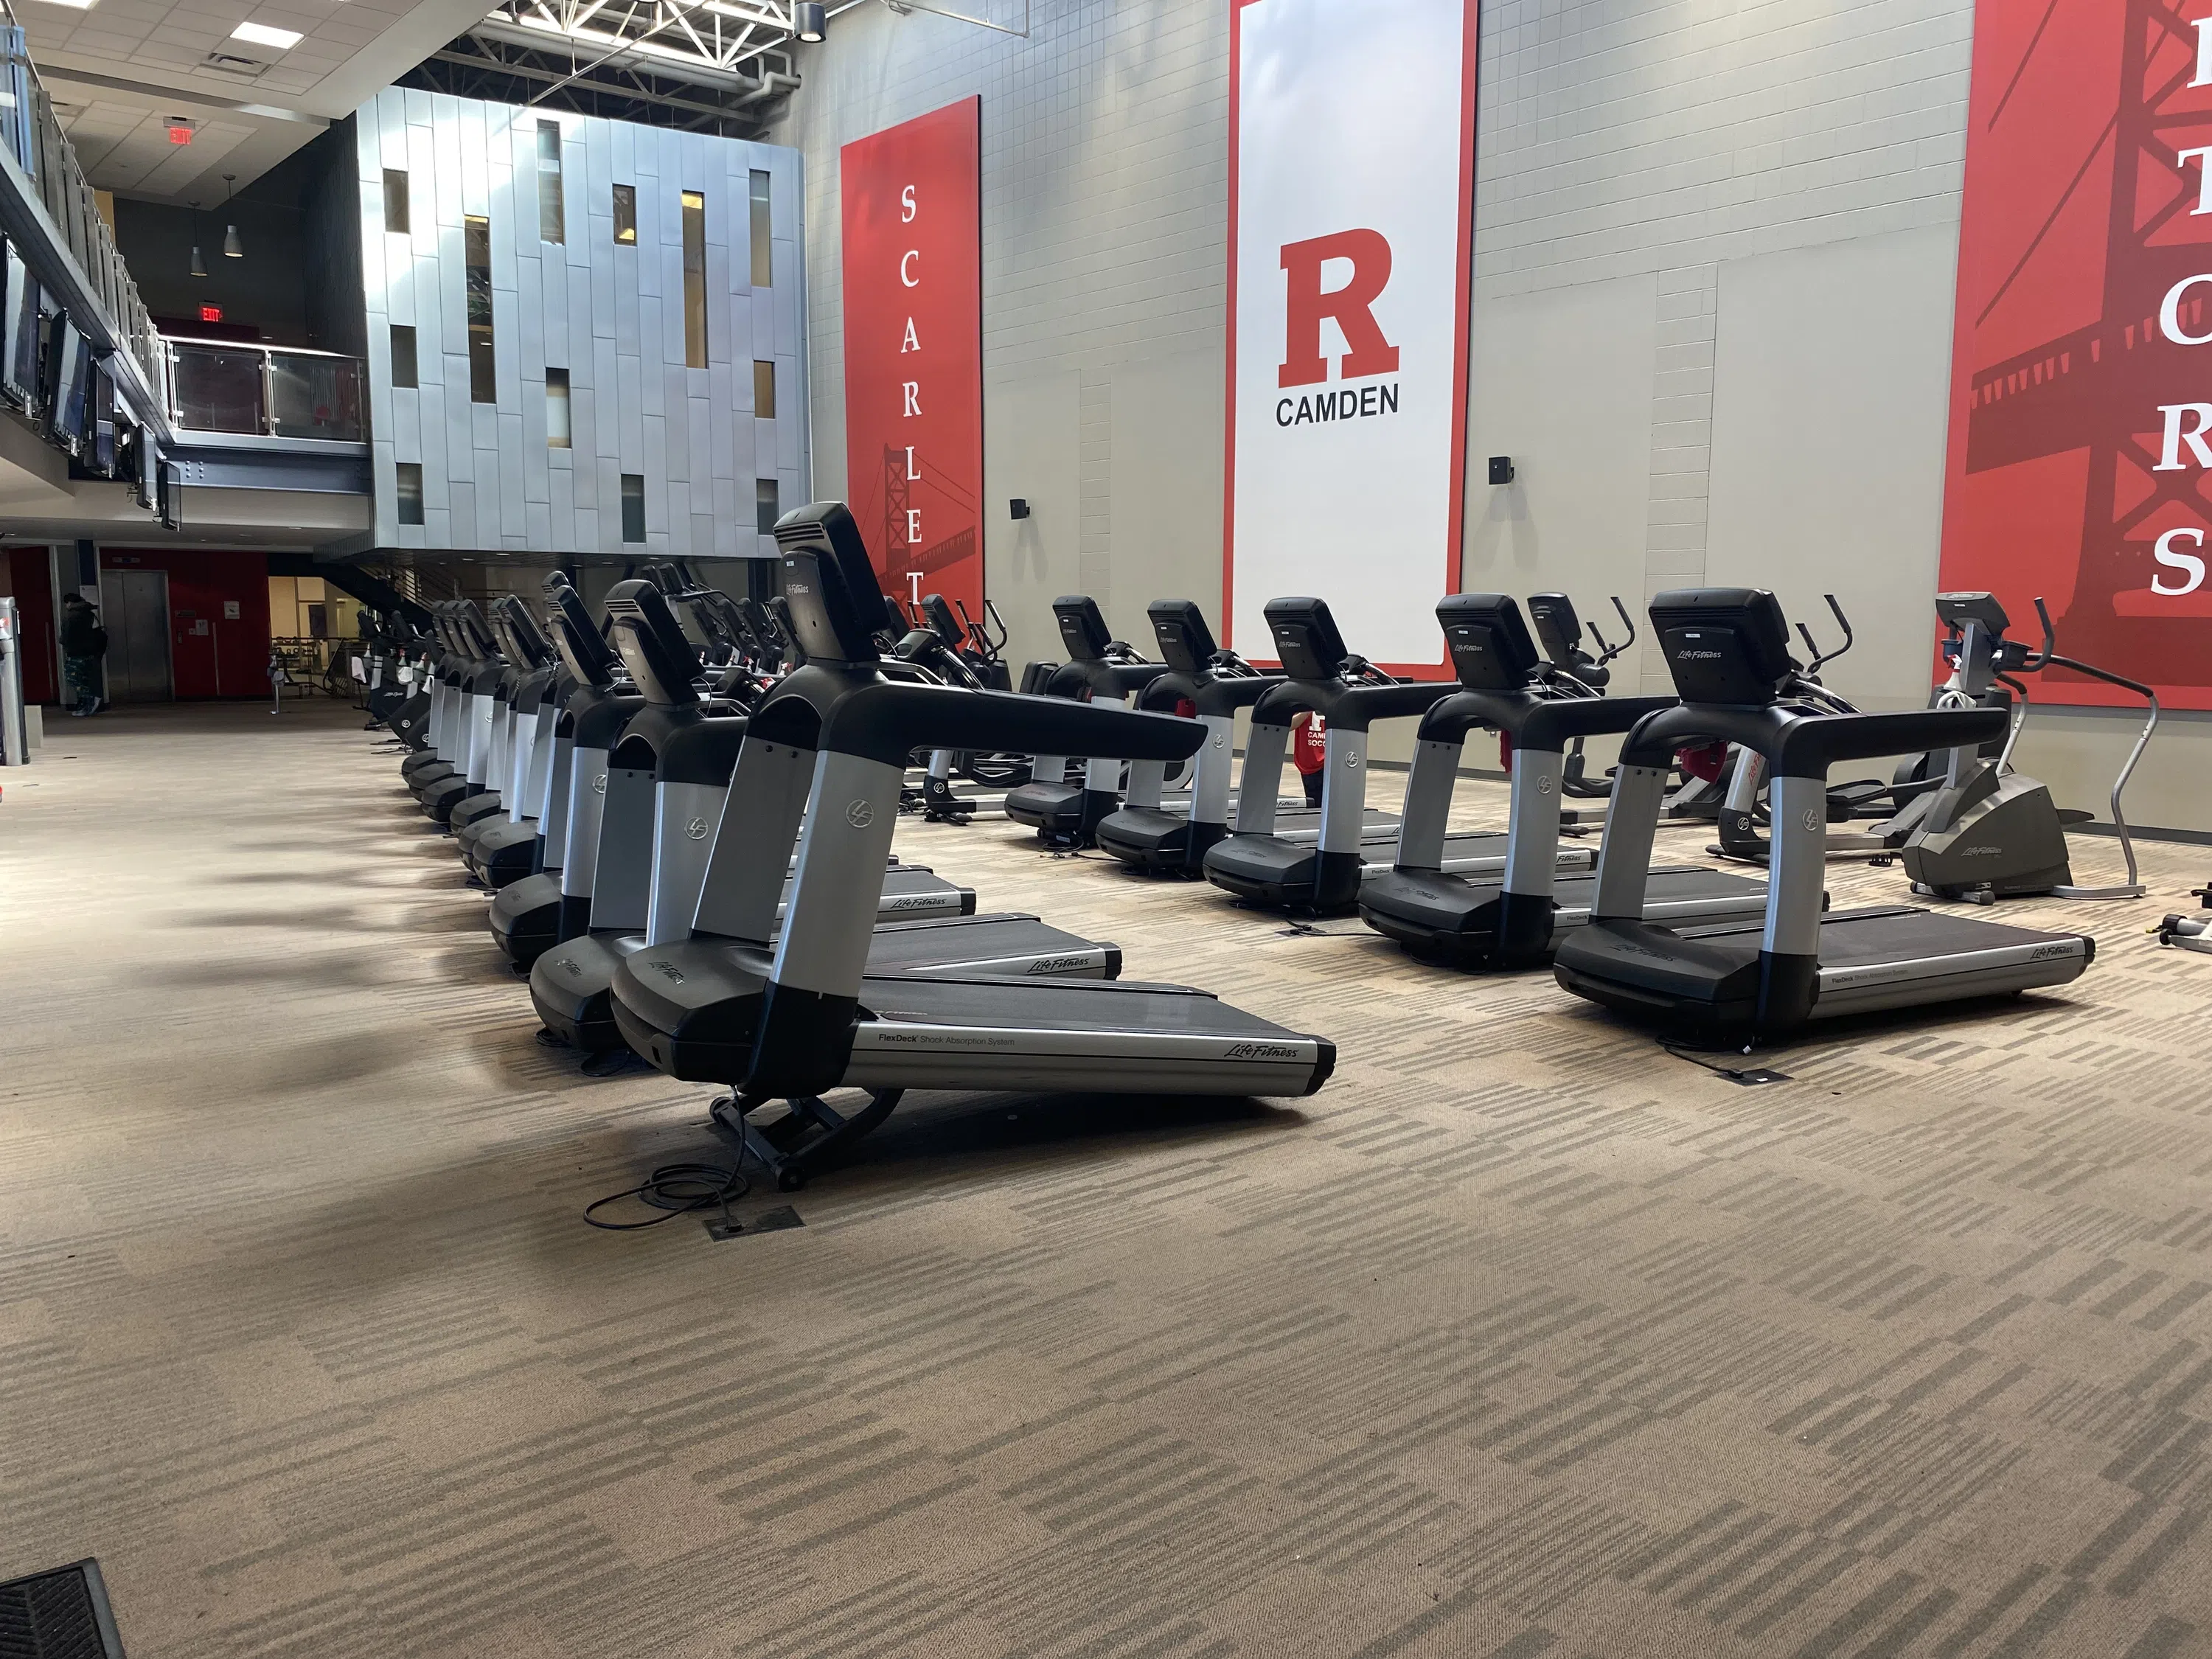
60, 593, 107, 716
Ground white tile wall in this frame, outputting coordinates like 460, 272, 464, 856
771, 0, 1978, 669
1472, 0, 1976, 687
356, 88, 809, 561
765, 0, 1228, 664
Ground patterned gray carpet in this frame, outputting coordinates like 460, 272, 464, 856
3, 700, 2209, 1658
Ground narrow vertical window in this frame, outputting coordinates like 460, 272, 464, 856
536, 120, 564, 244
620, 473, 645, 542
545, 367, 570, 448
681, 189, 707, 369
383, 169, 409, 235
612, 183, 636, 245
465, 215, 494, 404
752, 359, 776, 419
390, 324, 417, 389
755, 477, 779, 535
395, 462, 424, 525
748, 169, 772, 287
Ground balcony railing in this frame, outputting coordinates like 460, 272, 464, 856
0, 24, 168, 413
167, 338, 364, 443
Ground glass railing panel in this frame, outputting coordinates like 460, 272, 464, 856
170, 344, 265, 434
268, 350, 364, 441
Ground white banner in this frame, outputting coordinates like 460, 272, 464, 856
1226, 0, 1475, 673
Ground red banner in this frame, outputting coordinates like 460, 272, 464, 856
840, 98, 984, 620
1939, 0, 2212, 709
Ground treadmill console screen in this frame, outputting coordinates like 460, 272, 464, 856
1649, 588, 1794, 706
1263, 597, 1349, 681
1523, 592, 1582, 666
603, 580, 700, 706
495, 595, 553, 667
1054, 596, 1113, 662
1148, 599, 1217, 675
1436, 594, 1541, 691
773, 501, 895, 664
1935, 591, 2011, 636
921, 594, 963, 648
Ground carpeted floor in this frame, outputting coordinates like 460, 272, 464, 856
4, 699, 2211, 1659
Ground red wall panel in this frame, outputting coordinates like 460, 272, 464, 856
1939, 0, 2212, 708
840, 97, 984, 619
7, 549, 58, 705
97, 549, 271, 699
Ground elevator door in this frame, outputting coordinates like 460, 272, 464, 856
98, 568, 173, 701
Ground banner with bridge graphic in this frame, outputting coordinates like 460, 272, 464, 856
1939, 0, 2212, 709
841, 98, 984, 621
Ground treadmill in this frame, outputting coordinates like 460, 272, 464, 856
400, 605, 467, 793
611, 502, 1334, 1190
1201, 597, 1593, 912
490, 585, 639, 968
1001, 597, 1171, 846
1095, 599, 1395, 874
1551, 588, 2095, 1037
451, 597, 558, 845
463, 593, 572, 888
1357, 594, 1770, 967
420, 604, 507, 827
529, 580, 995, 1054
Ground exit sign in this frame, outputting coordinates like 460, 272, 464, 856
199, 305, 222, 323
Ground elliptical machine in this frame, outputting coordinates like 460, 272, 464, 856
1525, 591, 1635, 804
1897, 591, 2157, 903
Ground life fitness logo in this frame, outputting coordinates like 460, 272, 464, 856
1275, 229, 1401, 430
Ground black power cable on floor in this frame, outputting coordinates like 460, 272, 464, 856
1659, 1038, 1792, 1086
582, 1158, 751, 1231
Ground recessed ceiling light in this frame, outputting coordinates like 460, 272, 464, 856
230, 20, 302, 49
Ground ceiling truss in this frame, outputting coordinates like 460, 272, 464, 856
401, 0, 804, 135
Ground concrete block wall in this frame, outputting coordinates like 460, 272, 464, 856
1469, 0, 1975, 696
356, 88, 808, 562
765, 0, 1231, 669
773, 0, 2207, 828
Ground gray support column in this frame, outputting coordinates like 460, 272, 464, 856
540, 734, 573, 869
1500, 746, 1566, 898
771, 750, 903, 999
1234, 722, 1290, 833
1317, 725, 1368, 854
647, 780, 726, 945
1588, 764, 1669, 920
1192, 714, 1234, 826
1762, 774, 1830, 959
692, 737, 814, 942
1082, 692, 1127, 790
1395, 737, 1461, 872
560, 745, 611, 899
587, 765, 655, 930
1121, 757, 1167, 810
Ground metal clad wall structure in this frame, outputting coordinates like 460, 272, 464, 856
356, 87, 808, 559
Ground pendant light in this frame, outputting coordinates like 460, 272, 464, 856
221, 173, 242, 259
188, 201, 207, 277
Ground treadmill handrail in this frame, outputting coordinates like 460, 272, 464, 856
1134, 667, 1283, 719
819, 681, 1207, 768
1045, 658, 1168, 701
1619, 703, 2008, 777
1250, 677, 1453, 732
1418, 689, 1677, 748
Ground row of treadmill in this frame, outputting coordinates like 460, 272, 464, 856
369, 501, 2101, 1189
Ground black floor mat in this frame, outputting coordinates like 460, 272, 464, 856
0, 1559, 127, 1658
